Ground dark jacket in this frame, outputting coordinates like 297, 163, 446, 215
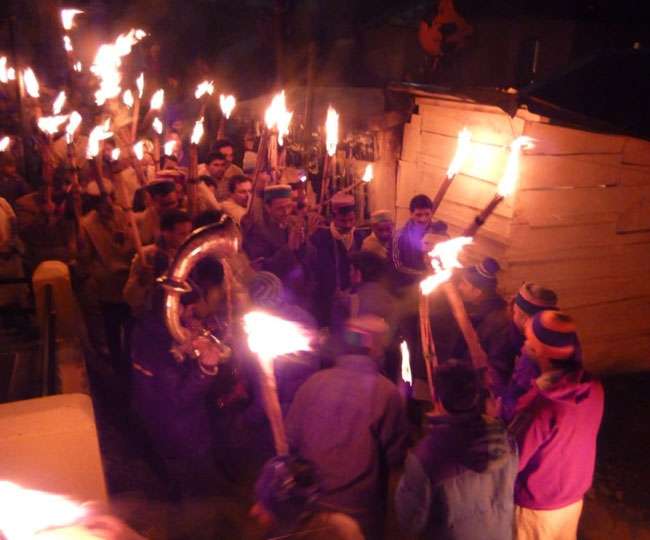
306, 226, 368, 328
286, 354, 408, 539
396, 414, 517, 540
509, 368, 604, 510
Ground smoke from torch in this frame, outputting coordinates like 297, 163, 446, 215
325, 106, 339, 157
497, 136, 534, 197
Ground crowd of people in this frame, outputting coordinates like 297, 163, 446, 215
0, 126, 604, 540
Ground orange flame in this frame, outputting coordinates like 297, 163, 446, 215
219, 94, 236, 119
37, 115, 69, 136
0, 480, 87, 540
86, 119, 112, 159
191, 117, 205, 145
164, 139, 177, 156
149, 89, 164, 111
325, 106, 339, 157
446, 127, 472, 178
0, 136, 10, 152
136, 73, 144, 98
420, 236, 473, 295
73, 61, 82, 72
264, 91, 292, 145
65, 111, 82, 144
497, 136, 534, 198
60, 9, 83, 31
152, 117, 163, 135
111, 147, 121, 161
63, 35, 73, 53
362, 163, 373, 183
400, 341, 412, 385
23, 68, 39, 98
52, 91, 66, 115
122, 89, 134, 108
243, 311, 311, 374
133, 140, 145, 160
195, 80, 214, 99
0, 57, 8, 83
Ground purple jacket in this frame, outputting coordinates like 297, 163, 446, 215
509, 369, 604, 509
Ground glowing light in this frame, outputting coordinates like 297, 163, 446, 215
0, 480, 87, 540
446, 127, 472, 178
497, 136, 534, 197
195, 80, 214, 99
149, 89, 164, 111
136, 72, 144, 98
38, 115, 69, 136
0, 57, 8, 83
133, 140, 145, 160
91, 29, 146, 105
52, 91, 66, 115
0, 136, 10, 152
190, 117, 204, 145
23, 68, 39, 98
400, 341, 412, 385
63, 35, 73, 52
264, 90, 292, 146
86, 119, 113, 159
362, 163, 373, 183
420, 236, 473, 295
111, 147, 121, 161
243, 311, 311, 374
73, 61, 82, 72
164, 139, 177, 156
152, 117, 163, 135
61, 9, 83, 31
219, 94, 236, 119
325, 105, 339, 157
65, 111, 82, 144
122, 89, 134, 108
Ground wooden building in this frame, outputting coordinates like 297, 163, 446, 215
388, 87, 650, 373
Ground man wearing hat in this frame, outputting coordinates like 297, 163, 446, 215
396, 361, 518, 540
455, 257, 513, 396
361, 210, 394, 260
286, 315, 408, 540
306, 192, 369, 328
135, 172, 180, 246
510, 311, 603, 540
243, 184, 307, 301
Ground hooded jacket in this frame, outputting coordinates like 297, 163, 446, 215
396, 414, 517, 540
509, 368, 604, 510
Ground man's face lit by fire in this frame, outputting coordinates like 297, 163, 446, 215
208, 157, 227, 180
333, 209, 356, 234
218, 145, 234, 163
266, 197, 293, 227
411, 207, 433, 227
373, 220, 393, 245
232, 180, 252, 208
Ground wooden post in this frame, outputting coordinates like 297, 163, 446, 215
418, 293, 437, 402
431, 174, 454, 214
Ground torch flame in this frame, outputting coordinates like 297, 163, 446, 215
136, 73, 144, 98
133, 140, 145, 160
73, 61, 82, 72
122, 89, 134, 108
0, 57, 8, 83
86, 119, 113, 159
63, 35, 73, 53
400, 340, 412, 386
23, 68, 39, 98
37, 115, 69, 136
497, 136, 534, 198
190, 117, 204, 145
446, 127, 472, 178
150, 89, 164, 111
65, 111, 82, 143
152, 117, 163, 135
243, 311, 311, 374
164, 139, 177, 156
60, 9, 84, 31
195, 80, 214, 99
0, 481, 87, 540
264, 90, 292, 146
325, 106, 339, 157
8, 67, 15, 81
0, 136, 10, 152
362, 163, 373, 183
219, 94, 236, 119
52, 91, 66, 115
111, 147, 121, 161
420, 236, 473, 295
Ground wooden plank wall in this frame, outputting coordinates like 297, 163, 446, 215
397, 95, 650, 372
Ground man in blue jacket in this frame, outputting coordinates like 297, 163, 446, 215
395, 361, 518, 540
